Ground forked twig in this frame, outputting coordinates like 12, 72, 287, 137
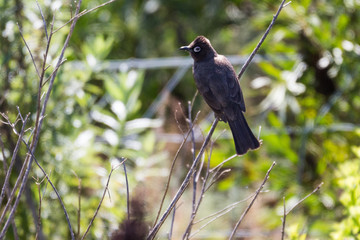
189, 195, 255, 239
0, 113, 29, 209
229, 161, 276, 240
10, 138, 73, 240
52, 0, 116, 34
152, 112, 200, 227
281, 182, 323, 239
148, 118, 219, 240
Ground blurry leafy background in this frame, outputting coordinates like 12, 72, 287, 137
1, 0, 360, 239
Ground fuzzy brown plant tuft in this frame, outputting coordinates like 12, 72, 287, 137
111, 197, 148, 240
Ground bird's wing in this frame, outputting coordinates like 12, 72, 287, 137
210, 56, 246, 112
197, 84, 223, 113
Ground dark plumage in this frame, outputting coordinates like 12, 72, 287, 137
180, 36, 260, 155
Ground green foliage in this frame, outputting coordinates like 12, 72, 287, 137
1, 0, 360, 239
330, 147, 360, 239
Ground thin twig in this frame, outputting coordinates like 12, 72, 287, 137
34, 175, 47, 240
52, 0, 116, 34
188, 101, 197, 239
183, 141, 215, 239
0, 134, 19, 240
0, 137, 9, 201
205, 154, 237, 192
123, 161, 130, 220
237, 0, 289, 80
152, 112, 200, 228
168, 206, 176, 240
280, 182, 323, 238
189, 195, 255, 239
12, 140, 73, 239
0, 113, 29, 210
35, 0, 48, 40
286, 182, 323, 215
228, 161, 276, 240
205, 169, 231, 193
81, 163, 123, 240
148, 118, 219, 240
41, 58, 67, 87
17, 23, 40, 78
193, 194, 255, 225
281, 197, 286, 240
72, 170, 82, 239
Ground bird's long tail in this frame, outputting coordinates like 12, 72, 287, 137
228, 112, 260, 155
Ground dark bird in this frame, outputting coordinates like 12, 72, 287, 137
180, 36, 260, 155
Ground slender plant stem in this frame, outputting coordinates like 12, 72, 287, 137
152, 112, 199, 227
188, 101, 197, 239
281, 182, 323, 238
286, 182, 323, 215
237, 0, 289, 80
229, 161, 276, 240
123, 161, 130, 220
148, 118, 219, 240
281, 197, 286, 240
52, 0, 116, 34
0, 1, 84, 238
0, 114, 29, 209
168, 206, 176, 240
183, 144, 214, 240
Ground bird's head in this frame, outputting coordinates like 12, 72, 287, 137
179, 36, 217, 62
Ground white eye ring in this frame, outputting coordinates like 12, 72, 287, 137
193, 46, 201, 53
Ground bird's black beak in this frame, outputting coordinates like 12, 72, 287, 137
179, 46, 191, 52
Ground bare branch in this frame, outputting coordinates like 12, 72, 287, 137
34, 175, 47, 240
193, 195, 255, 225
237, 0, 290, 80
35, 0, 48, 40
41, 58, 67, 87
152, 112, 200, 228
5, 139, 74, 240
0, 137, 8, 183
52, 0, 116, 34
183, 140, 215, 239
189, 195, 255, 239
123, 161, 130, 219
286, 182, 323, 215
0, 130, 20, 240
148, 118, 219, 240
187, 100, 198, 238
280, 182, 323, 238
0, 113, 29, 209
229, 161, 276, 240
72, 170, 82, 239
17, 23, 40, 79
281, 197, 286, 240
168, 206, 176, 240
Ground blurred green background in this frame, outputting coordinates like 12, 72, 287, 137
1, 0, 360, 239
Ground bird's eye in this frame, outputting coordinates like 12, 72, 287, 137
193, 46, 201, 53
